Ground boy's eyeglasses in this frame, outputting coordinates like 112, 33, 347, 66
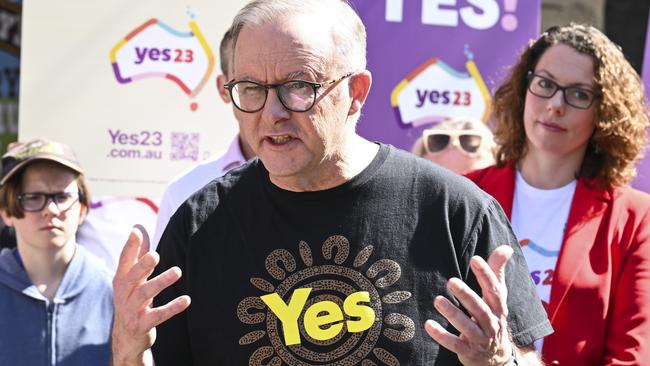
422, 131, 483, 154
527, 71, 600, 110
18, 192, 82, 212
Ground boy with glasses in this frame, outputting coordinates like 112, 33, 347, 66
0, 138, 113, 366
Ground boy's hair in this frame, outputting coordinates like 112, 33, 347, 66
0, 139, 90, 218
0, 161, 90, 219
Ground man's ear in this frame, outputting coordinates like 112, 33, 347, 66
216, 74, 232, 104
0, 210, 14, 227
347, 70, 372, 117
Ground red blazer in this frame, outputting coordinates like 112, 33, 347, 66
466, 164, 650, 366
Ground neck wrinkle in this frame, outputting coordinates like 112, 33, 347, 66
270, 136, 378, 192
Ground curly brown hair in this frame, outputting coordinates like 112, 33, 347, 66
492, 23, 649, 187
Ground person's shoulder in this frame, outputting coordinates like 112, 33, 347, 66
382, 145, 495, 208
381, 144, 443, 176
179, 158, 259, 216
464, 164, 510, 185
164, 149, 233, 198
64, 246, 114, 302
75, 246, 113, 283
464, 165, 495, 183
163, 160, 259, 239
65, 247, 114, 321
612, 185, 650, 212
192, 157, 257, 193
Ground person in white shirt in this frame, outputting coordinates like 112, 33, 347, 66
152, 28, 255, 248
77, 196, 158, 271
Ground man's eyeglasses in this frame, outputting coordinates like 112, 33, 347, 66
423, 130, 483, 154
527, 72, 600, 110
18, 192, 82, 212
224, 72, 353, 113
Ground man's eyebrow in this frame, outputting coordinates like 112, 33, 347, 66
232, 71, 317, 83
233, 74, 255, 82
285, 70, 312, 80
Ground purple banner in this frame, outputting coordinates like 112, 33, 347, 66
350, 0, 541, 151
642, 15, 650, 93
632, 11, 650, 192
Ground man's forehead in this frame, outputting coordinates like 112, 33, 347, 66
233, 20, 335, 80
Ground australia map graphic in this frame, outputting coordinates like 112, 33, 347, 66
110, 18, 215, 110
390, 45, 491, 128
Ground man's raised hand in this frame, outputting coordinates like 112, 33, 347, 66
111, 225, 191, 366
425, 245, 515, 366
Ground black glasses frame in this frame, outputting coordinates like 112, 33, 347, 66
18, 191, 83, 212
224, 72, 353, 113
526, 71, 600, 110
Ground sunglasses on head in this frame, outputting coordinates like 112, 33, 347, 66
422, 130, 483, 154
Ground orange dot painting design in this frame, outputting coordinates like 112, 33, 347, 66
236, 235, 415, 365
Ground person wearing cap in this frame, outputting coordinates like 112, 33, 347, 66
411, 116, 496, 175
0, 138, 113, 366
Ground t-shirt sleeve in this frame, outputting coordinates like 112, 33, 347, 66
152, 188, 177, 250
467, 198, 554, 347
151, 203, 193, 365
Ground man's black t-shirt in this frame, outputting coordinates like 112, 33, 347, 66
152, 144, 552, 365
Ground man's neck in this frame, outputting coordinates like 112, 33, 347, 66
269, 136, 379, 192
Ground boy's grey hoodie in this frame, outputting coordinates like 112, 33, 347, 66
0, 245, 114, 366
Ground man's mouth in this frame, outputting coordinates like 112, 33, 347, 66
268, 135, 294, 144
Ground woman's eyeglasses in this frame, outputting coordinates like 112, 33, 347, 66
18, 192, 82, 212
527, 71, 600, 110
422, 131, 483, 154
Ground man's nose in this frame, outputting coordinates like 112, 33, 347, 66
260, 88, 291, 124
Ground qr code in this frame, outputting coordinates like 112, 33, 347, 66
170, 132, 199, 161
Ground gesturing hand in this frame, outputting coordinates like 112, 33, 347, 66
425, 245, 514, 366
111, 225, 191, 366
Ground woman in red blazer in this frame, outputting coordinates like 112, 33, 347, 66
467, 24, 650, 365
